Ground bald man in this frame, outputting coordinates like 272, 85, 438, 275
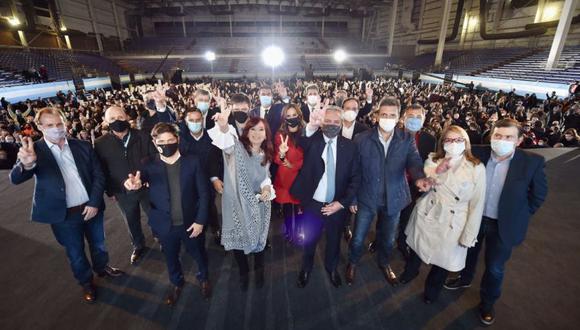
94, 106, 157, 264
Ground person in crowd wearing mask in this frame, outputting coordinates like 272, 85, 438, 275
444, 119, 548, 325
124, 122, 211, 305
334, 89, 348, 108
547, 122, 562, 146
193, 88, 218, 130
291, 105, 360, 288
300, 84, 321, 122
179, 107, 222, 245
141, 87, 176, 134
339, 97, 370, 242
559, 128, 580, 147
369, 104, 437, 256
250, 85, 285, 136
9, 107, 124, 303
345, 97, 430, 287
274, 104, 305, 242
208, 100, 275, 291
564, 104, 580, 131
400, 125, 486, 304
94, 106, 157, 264
0, 134, 18, 169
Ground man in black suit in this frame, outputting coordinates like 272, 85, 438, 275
125, 123, 211, 305
95, 106, 157, 265
193, 88, 220, 130
300, 84, 320, 123
10, 107, 123, 303
291, 106, 360, 288
249, 85, 285, 136
444, 119, 548, 325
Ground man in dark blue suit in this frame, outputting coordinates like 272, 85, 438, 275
249, 85, 285, 137
125, 122, 211, 306
345, 97, 430, 287
9, 107, 123, 303
444, 118, 548, 325
290, 106, 360, 289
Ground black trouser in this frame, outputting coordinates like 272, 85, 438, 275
301, 200, 346, 273
282, 203, 301, 238
115, 189, 150, 250
233, 249, 265, 277
207, 191, 220, 234
159, 225, 209, 286
404, 249, 449, 301
397, 198, 417, 253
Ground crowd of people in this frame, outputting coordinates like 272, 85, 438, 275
1, 75, 573, 325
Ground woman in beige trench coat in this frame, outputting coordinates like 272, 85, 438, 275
399, 125, 486, 303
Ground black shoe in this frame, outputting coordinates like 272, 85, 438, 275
399, 271, 419, 285
327, 270, 342, 288
479, 305, 496, 326
343, 226, 353, 243
164, 285, 182, 306
240, 274, 249, 292
397, 245, 410, 260
130, 247, 146, 265
97, 265, 125, 278
82, 281, 96, 304
368, 241, 377, 253
444, 276, 472, 290
255, 269, 265, 289
297, 270, 310, 288
380, 265, 399, 287
423, 295, 433, 304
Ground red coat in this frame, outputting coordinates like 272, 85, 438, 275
273, 132, 303, 205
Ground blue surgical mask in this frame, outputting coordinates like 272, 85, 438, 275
260, 96, 272, 107
405, 117, 423, 132
197, 102, 209, 113
187, 121, 202, 134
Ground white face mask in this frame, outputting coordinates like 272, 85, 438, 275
43, 127, 66, 143
307, 95, 319, 106
444, 142, 466, 157
379, 118, 397, 132
491, 139, 515, 157
342, 110, 357, 122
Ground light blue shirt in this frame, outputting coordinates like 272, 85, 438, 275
313, 135, 338, 203
45, 139, 90, 208
483, 151, 514, 219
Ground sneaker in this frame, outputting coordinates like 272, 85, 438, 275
444, 276, 472, 290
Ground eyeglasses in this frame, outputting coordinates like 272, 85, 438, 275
443, 137, 465, 143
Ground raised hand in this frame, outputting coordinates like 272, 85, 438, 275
435, 158, 452, 175
17, 137, 37, 168
365, 84, 374, 99
124, 171, 142, 191
212, 103, 231, 132
279, 135, 289, 155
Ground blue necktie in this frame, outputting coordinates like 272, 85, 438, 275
325, 139, 335, 203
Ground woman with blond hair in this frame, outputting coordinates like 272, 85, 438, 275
400, 125, 486, 304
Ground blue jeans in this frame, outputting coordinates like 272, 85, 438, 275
50, 210, 109, 286
349, 204, 400, 267
159, 225, 209, 287
460, 218, 513, 308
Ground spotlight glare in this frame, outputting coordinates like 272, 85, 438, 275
334, 49, 347, 63
205, 51, 216, 62
8, 17, 21, 27
542, 4, 559, 21
262, 46, 285, 68
60, 25, 67, 32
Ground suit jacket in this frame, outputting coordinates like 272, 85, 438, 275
341, 122, 370, 140
249, 103, 284, 135
290, 131, 360, 208
300, 104, 311, 123
471, 146, 548, 247
140, 154, 210, 238
9, 138, 105, 224
354, 127, 425, 215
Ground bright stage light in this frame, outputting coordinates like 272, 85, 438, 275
334, 49, 347, 63
542, 4, 559, 21
469, 16, 479, 30
262, 46, 285, 68
205, 51, 216, 62
8, 17, 21, 27
60, 25, 67, 32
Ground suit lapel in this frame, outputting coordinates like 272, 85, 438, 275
68, 139, 90, 189
38, 139, 61, 174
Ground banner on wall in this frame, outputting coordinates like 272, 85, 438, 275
82, 77, 112, 91
0, 80, 76, 103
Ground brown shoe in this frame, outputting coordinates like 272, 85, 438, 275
345, 263, 356, 286
82, 281, 96, 304
200, 280, 212, 300
97, 265, 125, 278
380, 265, 399, 287
164, 285, 182, 306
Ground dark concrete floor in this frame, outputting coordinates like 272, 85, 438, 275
1, 148, 579, 330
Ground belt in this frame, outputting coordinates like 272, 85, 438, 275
67, 203, 87, 214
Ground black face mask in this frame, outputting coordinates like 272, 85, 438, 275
146, 99, 156, 111
321, 124, 341, 139
109, 120, 130, 132
233, 111, 248, 123
286, 117, 301, 128
157, 143, 178, 157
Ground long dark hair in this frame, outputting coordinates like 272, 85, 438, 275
277, 103, 305, 145
240, 117, 274, 166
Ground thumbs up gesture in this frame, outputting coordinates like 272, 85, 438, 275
124, 171, 142, 191
18, 137, 37, 169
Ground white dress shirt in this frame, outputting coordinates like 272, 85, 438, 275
313, 135, 338, 203
342, 122, 355, 140
45, 139, 90, 208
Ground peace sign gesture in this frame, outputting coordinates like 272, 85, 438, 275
212, 103, 231, 132
17, 137, 37, 168
124, 171, 142, 191
213, 89, 227, 111
279, 134, 290, 155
